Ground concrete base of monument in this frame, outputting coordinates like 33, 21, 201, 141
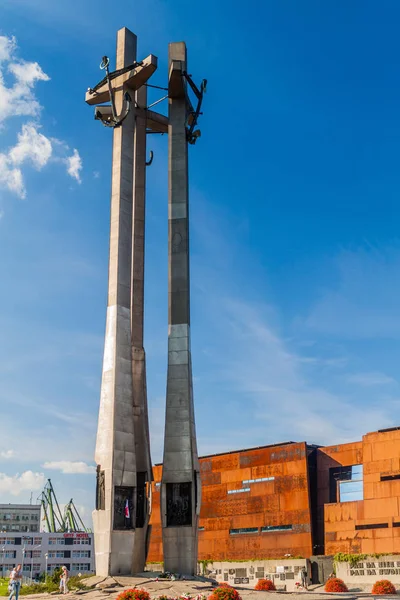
93, 511, 136, 576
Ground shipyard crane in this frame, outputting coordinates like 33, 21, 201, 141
37, 479, 90, 532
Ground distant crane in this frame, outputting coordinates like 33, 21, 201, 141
63, 499, 89, 533
38, 479, 90, 532
38, 479, 64, 533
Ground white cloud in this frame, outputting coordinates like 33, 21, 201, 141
0, 36, 50, 123
8, 60, 49, 86
93, 171, 100, 179
42, 461, 95, 474
0, 449, 15, 459
65, 149, 82, 183
0, 470, 45, 496
209, 298, 394, 445
0, 123, 53, 199
0, 35, 16, 62
9, 123, 52, 168
0, 34, 82, 200
0, 153, 25, 197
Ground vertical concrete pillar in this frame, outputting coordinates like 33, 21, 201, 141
131, 83, 153, 572
93, 27, 138, 576
161, 41, 201, 576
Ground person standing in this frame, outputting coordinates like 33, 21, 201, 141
8, 564, 22, 600
61, 566, 69, 595
301, 567, 308, 590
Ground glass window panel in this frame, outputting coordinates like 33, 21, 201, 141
339, 480, 363, 502
351, 465, 363, 479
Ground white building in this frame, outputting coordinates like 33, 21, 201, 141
0, 531, 95, 579
0, 504, 41, 534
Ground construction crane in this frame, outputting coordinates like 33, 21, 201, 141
63, 499, 89, 533
38, 479, 64, 533
38, 479, 90, 532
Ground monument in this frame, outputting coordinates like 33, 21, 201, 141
86, 28, 159, 576
160, 43, 206, 575
86, 29, 205, 577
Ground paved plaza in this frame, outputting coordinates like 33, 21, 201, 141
8, 576, 399, 600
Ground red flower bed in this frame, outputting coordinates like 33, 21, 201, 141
116, 590, 151, 600
372, 580, 397, 595
325, 578, 348, 593
255, 579, 276, 591
208, 586, 241, 600
217, 584, 231, 588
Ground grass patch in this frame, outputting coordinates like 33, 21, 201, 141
0, 574, 90, 596
0, 579, 9, 597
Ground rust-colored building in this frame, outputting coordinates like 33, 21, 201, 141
148, 441, 317, 562
319, 427, 400, 555
147, 426, 400, 562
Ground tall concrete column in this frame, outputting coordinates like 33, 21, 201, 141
131, 83, 153, 572
161, 41, 201, 576
92, 27, 139, 577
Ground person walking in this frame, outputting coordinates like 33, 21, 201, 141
8, 564, 22, 600
300, 567, 308, 590
61, 566, 69, 595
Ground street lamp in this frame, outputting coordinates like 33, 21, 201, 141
1, 545, 5, 580
30, 545, 41, 584
45, 553, 48, 583
21, 547, 26, 583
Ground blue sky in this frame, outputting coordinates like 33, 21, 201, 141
1, 0, 400, 524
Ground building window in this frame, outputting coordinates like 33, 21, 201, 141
57, 538, 65, 545
72, 551, 90, 558
71, 563, 90, 571
48, 563, 64, 571
229, 528, 258, 535
329, 464, 363, 503
242, 477, 275, 485
355, 523, 388, 530
48, 538, 57, 546
227, 488, 250, 495
381, 473, 400, 482
22, 537, 32, 545
261, 525, 292, 532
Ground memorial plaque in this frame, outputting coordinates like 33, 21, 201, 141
166, 482, 192, 527
113, 486, 134, 530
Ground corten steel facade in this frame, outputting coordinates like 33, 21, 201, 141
148, 442, 316, 562
148, 427, 400, 562
319, 427, 400, 555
